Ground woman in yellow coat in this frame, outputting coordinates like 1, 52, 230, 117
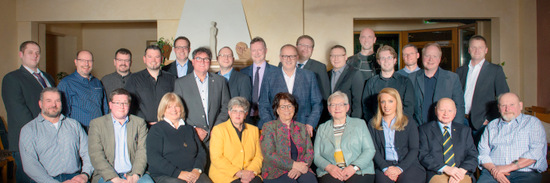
209, 97, 263, 183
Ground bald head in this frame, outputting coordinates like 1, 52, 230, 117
436, 98, 456, 125
359, 28, 376, 52
498, 92, 523, 122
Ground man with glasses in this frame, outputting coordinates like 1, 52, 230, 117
125, 45, 176, 124
396, 44, 421, 76
258, 44, 322, 136
163, 36, 194, 78
328, 45, 364, 118
217, 46, 252, 103
362, 45, 415, 122
58, 50, 109, 129
102, 48, 133, 95
174, 47, 230, 146
408, 43, 464, 126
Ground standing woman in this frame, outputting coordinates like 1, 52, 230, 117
368, 88, 425, 183
147, 93, 212, 183
260, 92, 317, 183
209, 97, 263, 183
314, 91, 376, 183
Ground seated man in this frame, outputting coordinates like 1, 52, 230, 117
89, 88, 153, 183
477, 92, 547, 183
19, 87, 93, 182
419, 98, 478, 183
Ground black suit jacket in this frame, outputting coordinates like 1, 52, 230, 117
418, 121, 478, 180
227, 70, 252, 102
368, 117, 423, 171
1, 66, 55, 150
456, 61, 509, 130
162, 60, 194, 78
328, 66, 364, 118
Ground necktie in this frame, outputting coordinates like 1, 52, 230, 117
33, 72, 48, 88
297, 63, 304, 69
443, 126, 455, 167
252, 67, 261, 113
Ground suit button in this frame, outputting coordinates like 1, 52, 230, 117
202, 115, 205, 118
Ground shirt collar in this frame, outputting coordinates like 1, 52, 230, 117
73, 70, 94, 81
111, 114, 129, 125
37, 113, 66, 124
469, 59, 485, 68
23, 65, 40, 74
333, 65, 347, 73
253, 61, 267, 70
163, 117, 186, 128
424, 68, 440, 79
438, 121, 452, 130
176, 59, 189, 67
218, 68, 233, 81
499, 113, 524, 125
382, 117, 397, 128
282, 67, 297, 78
194, 72, 209, 83
231, 120, 246, 131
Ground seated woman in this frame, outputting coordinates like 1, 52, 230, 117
368, 88, 425, 183
146, 93, 212, 183
209, 97, 263, 183
314, 91, 376, 183
260, 92, 317, 183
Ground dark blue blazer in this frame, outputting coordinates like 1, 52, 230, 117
418, 121, 478, 181
456, 61, 509, 130
240, 62, 278, 97
409, 68, 465, 126
162, 60, 194, 78
258, 68, 323, 129
226, 70, 252, 102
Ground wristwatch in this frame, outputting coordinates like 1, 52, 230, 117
351, 164, 360, 171
194, 168, 203, 173
512, 160, 520, 168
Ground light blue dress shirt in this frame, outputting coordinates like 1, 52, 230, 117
218, 68, 233, 82
112, 116, 132, 173
194, 72, 210, 125
176, 59, 189, 78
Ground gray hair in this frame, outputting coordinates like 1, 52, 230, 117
328, 91, 349, 105
228, 97, 250, 112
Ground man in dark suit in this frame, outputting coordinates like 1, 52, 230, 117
240, 37, 278, 124
2, 41, 56, 182
419, 98, 478, 183
328, 45, 364, 118
162, 36, 194, 78
258, 44, 323, 137
216, 46, 252, 102
409, 43, 465, 126
174, 47, 230, 145
456, 35, 509, 142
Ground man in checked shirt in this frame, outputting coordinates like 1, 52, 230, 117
477, 92, 547, 183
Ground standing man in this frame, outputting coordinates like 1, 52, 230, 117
258, 44, 322, 136
217, 46, 252, 102
477, 93, 547, 183
163, 36, 194, 78
58, 50, 109, 128
101, 48, 133, 95
347, 28, 380, 81
409, 43, 464, 126
328, 45, 364, 118
2, 41, 55, 182
362, 45, 415, 122
19, 87, 93, 182
88, 88, 153, 183
419, 98, 478, 183
456, 35, 509, 142
240, 37, 278, 124
396, 44, 421, 76
125, 45, 176, 123
174, 47, 230, 144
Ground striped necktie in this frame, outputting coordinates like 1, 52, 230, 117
443, 126, 455, 167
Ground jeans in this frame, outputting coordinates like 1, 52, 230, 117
97, 173, 154, 183
477, 169, 542, 183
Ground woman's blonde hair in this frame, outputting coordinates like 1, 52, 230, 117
371, 88, 408, 131
157, 92, 186, 121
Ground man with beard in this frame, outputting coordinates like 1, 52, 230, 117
477, 93, 547, 183
19, 87, 93, 183
101, 48, 133, 95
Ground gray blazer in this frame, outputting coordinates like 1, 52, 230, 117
88, 114, 148, 183
174, 72, 230, 142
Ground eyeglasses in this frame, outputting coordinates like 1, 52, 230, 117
281, 55, 298, 60
378, 56, 394, 61
218, 54, 233, 58
115, 58, 131, 63
279, 104, 294, 110
329, 103, 348, 108
330, 54, 346, 58
297, 44, 313, 49
194, 57, 211, 62
230, 109, 246, 115
77, 59, 93, 63
174, 46, 189, 50
112, 102, 129, 106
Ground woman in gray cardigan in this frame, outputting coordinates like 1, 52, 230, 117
314, 91, 376, 183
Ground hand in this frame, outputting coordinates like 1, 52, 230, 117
240, 170, 255, 183
384, 166, 402, 181
341, 165, 357, 181
287, 169, 302, 179
148, 121, 158, 125
109, 177, 128, 183
195, 128, 208, 141
292, 161, 309, 174
68, 174, 88, 183
190, 169, 202, 183
305, 124, 314, 137
483, 120, 489, 125
178, 171, 197, 183
490, 166, 512, 178
124, 174, 140, 183
325, 164, 345, 181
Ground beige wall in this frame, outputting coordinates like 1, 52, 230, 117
0, 0, 540, 121
0, 0, 17, 122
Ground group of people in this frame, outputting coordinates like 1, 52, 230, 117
1, 27, 547, 183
